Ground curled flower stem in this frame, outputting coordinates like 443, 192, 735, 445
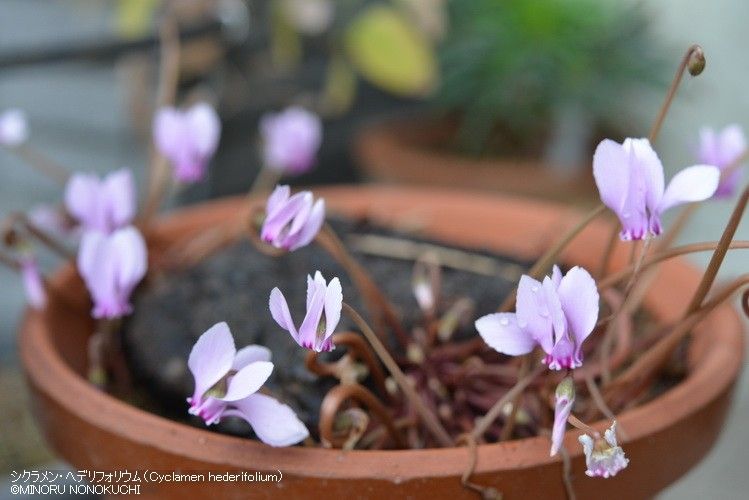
498, 204, 607, 312
11, 144, 71, 185
342, 302, 453, 447
648, 44, 705, 143
598, 240, 749, 290
684, 184, 749, 315
606, 274, 749, 408
457, 433, 501, 499
319, 225, 410, 347
319, 383, 405, 449
141, 12, 181, 224
306, 331, 390, 400
470, 363, 546, 442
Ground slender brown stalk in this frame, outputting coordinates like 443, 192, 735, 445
648, 44, 704, 143
470, 363, 546, 441
559, 444, 577, 500
457, 434, 501, 498
12, 144, 70, 185
319, 383, 405, 449
247, 167, 282, 196
498, 204, 607, 312
596, 221, 620, 278
141, 13, 181, 223
17, 214, 75, 260
606, 274, 749, 408
342, 302, 453, 447
567, 414, 599, 436
599, 240, 749, 290
499, 355, 529, 441
684, 185, 749, 314
319, 225, 410, 347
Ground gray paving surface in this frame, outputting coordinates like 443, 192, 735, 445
0, 1, 747, 498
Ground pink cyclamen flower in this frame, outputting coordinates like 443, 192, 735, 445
154, 102, 221, 183
20, 256, 46, 309
697, 125, 747, 198
476, 265, 599, 370
269, 271, 342, 352
260, 106, 322, 175
261, 185, 325, 251
0, 108, 28, 147
77, 226, 147, 319
593, 138, 720, 240
550, 377, 575, 457
578, 422, 629, 478
187, 322, 309, 446
64, 169, 136, 234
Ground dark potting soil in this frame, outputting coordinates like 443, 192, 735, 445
122, 217, 532, 437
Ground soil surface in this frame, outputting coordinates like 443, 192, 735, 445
123, 218, 531, 437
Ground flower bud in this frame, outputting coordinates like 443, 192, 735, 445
687, 46, 706, 76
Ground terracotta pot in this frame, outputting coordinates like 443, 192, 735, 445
20, 186, 744, 499
354, 117, 598, 203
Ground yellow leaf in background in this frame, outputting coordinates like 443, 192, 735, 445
116, 0, 159, 39
320, 55, 358, 117
344, 5, 437, 98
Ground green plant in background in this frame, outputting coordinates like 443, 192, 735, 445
437, 0, 667, 156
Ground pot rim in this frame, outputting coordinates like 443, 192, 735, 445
19, 185, 744, 480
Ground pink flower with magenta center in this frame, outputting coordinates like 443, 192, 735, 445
593, 138, 720, 240
269, 271, 342, 352
260, 106, 322, 175
154, 102, 221, 183
260, 185, 325, 251
187, 322, 309, 446
476, 266, 599, 370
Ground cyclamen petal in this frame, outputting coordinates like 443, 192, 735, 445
476, 266, 599, 371
20, 257, 46, 309
261, 106, 322, 175
0, 108, 28, 146
186, 324, 308, 446
578, 422, 629, 478
154, 102, 221, 183
269, 272, 342, 352
593, 138, 720, 240
550, 377, 575, 457
698, 125, 747, 198
64, 169, 136, 234
260, 186, 325, 251
77, 226, 147, 319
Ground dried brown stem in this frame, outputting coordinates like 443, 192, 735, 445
648, 44, 704, 143
499, 354, 530, 441
457, 434, 501, 499
319, 225, 410, 347
499, 204, 606, 312
342, 302, 453, 447
319, 383, 405, 449
684, 185, 749, 314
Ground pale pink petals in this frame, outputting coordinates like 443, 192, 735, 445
550, 377, 575, 457
20, 256, 46, 309
593, 137, 719, 240
186, 323, 309, 446
77, 225, 147, 319
0, 109, 28, 147
64, 169, 136, 234
226, 393, 310, 447
698, 125, 746, 197
260, 186, 325, 251
578, 422, 629, 478
153, 102, 221, 183
260, 106, 322, 175
476, 266, 599, 371
269, 271, 342, 352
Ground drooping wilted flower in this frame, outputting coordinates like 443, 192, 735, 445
187, 322, 309, 446
77, 225, 147, 319
260, 185, 325, 251
697, 125, 747, 198
475, 265, 599, 370
153, 102, 221, 183
64, 169, 136, 234
550, 377, 575, 457
578, 422, 629, 478
20, 255, 46, 310
260, 106, 322, 175
269, 271, 342, 352
593, 138, 720, 240
0, 108, 28, 147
